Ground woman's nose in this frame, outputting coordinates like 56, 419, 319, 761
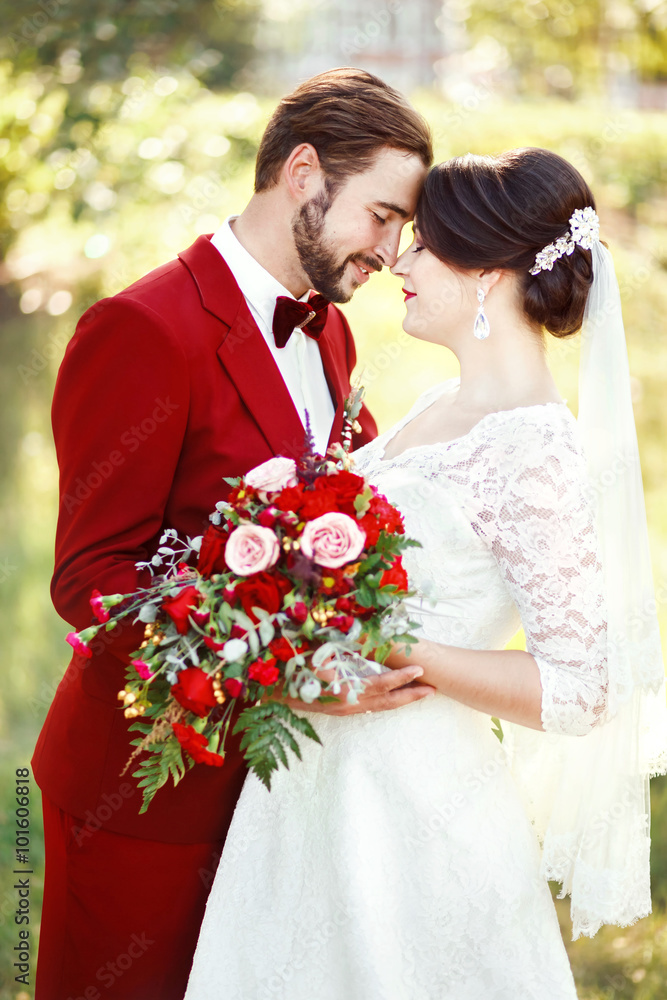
390, 246, 411, 277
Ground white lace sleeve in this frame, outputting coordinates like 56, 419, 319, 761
472, 413, 608, 736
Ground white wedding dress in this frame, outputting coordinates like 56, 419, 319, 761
185, 379, 608, 1000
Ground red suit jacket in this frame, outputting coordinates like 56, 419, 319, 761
32, 234, 377, 844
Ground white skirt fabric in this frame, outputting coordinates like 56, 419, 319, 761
185, 693, 578, 999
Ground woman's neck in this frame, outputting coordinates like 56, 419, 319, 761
451, 318, 562, 415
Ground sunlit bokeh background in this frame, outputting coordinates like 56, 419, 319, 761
1, 2, 666, 996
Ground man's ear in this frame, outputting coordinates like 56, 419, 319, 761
282, 143, 322, 201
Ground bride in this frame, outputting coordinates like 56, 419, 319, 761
185, 148, 666, 998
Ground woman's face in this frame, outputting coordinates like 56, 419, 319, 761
391, 228, 479, 347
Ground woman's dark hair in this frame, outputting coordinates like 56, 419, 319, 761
255, 67, 433, 195
416, 148, 596, 338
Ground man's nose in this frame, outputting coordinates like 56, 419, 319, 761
375, 228, 402, 269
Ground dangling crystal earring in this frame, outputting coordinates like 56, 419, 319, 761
474, 287, 490, 340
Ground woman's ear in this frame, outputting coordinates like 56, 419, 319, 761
476, 269, 504, 295
282, 143, 322, 201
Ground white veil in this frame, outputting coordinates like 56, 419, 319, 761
505, 240, 667, 939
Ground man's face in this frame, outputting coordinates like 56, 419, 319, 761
291, 147, 428, 303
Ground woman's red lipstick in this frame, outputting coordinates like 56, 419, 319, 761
403, 290, 416, 301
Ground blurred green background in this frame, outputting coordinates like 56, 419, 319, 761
1, 1, 666, 997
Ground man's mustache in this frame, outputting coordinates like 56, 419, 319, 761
347, 253, 383, 273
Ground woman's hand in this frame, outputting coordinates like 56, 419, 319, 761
260, 663, 436, 716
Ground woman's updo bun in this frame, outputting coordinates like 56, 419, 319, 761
415, 148, 596, 338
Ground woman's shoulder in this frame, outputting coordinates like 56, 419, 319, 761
481, 400, 580, 452
475, 403, 593, 507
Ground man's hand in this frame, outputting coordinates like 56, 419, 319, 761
275, 665, 436, 716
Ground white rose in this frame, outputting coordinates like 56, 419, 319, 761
299, 676, 323, 704
222, 638, 248, 662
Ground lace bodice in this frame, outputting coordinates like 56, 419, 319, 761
353, 379, 608, 737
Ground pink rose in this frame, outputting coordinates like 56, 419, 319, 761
300, 512, 366, 569
245, 457, 298, 499
224, 524, 280, 576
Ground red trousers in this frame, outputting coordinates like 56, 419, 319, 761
36, 795, 224, 1000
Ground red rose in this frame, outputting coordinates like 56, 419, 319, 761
269, 636, 308, 662
248, 657, 280, 687
224, 678, 245, 698
380, 556, 409, 593
258, 507, 281, 528
232, 572, 292, 624
191, 608, 210, 626
162, 586, 201, 635
329, 614, 355, 633
274, 484, 305, 512
286, 601, 309, 624
172, 722, 224, 767
171, 667, 218, 717
357, 512, 380, 547
322, 470, 366, 515
368, 493, 405, 534
298, 485, 338, 520
203, 630, 226, 652
197, 523, 229, 575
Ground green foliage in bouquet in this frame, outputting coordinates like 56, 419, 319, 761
69, 427, 420, 811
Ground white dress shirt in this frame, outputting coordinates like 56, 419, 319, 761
210, 217, 336, 455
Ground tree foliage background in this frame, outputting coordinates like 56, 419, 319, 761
1, 2, 667, 997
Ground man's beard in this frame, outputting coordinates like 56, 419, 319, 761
292, 190, 379, 303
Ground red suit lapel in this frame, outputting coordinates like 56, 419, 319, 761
179, 235, 348, 457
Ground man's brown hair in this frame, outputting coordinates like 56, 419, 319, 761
254, 67, 433, 193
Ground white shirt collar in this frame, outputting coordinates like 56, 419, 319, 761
210, 216, 310, 333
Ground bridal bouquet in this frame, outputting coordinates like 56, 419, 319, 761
67, 401, 418, 811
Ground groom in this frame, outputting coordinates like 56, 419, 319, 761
33, 68, 433, 998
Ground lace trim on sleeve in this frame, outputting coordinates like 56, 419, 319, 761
467, 411, 608, 736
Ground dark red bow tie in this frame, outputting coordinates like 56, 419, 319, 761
272, 293, 329, 349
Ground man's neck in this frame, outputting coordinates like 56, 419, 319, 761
231, 195, 310, 298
